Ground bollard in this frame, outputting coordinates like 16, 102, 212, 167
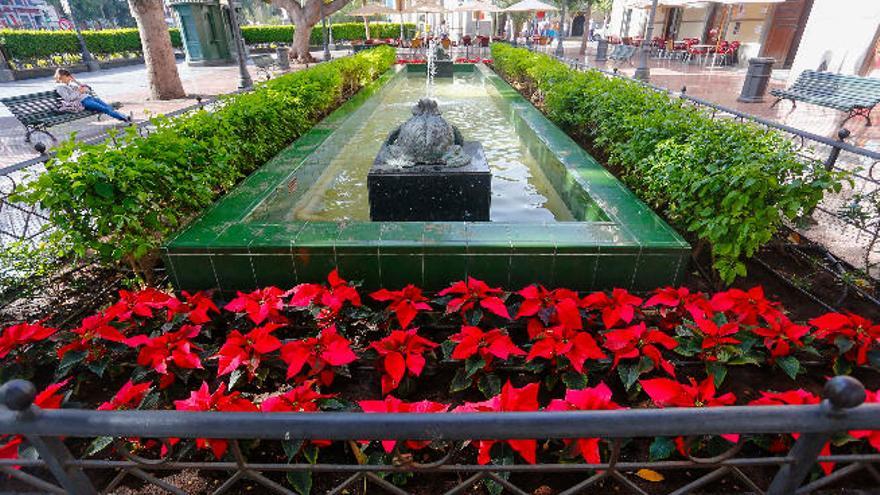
595, 38, 608, 63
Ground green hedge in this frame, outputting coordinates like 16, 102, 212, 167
0, 23, 413, 60
12, 46, 397, 266
491, 44, 843, 284
0, 28, 182, 60
242, 22, 416, 44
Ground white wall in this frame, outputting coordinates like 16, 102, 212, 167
788, 0, 880, 82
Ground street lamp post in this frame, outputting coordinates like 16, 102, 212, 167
633, 0, 658, 82
225, 0, 253, 89
321, 0, 331, 61
61, 0, 99, 72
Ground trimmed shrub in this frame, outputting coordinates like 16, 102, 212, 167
0, 28, 182, 60
12, 47, 397, 266
490, 43, 843, 284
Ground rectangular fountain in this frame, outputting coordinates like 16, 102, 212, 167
163, 64, 690, 293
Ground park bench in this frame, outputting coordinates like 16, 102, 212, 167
0, 89, 118, 143
251, 54, 277, 80
770, 70, 880, 126
608, 44, 637, 65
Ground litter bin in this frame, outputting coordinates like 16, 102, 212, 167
595, 38, 609, 63
276, 46, 290, 71
737, 57, 775, 103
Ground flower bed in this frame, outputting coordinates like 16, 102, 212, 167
1, 270, 878, 492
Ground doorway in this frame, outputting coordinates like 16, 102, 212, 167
760, 0, 814, 69
662, 7, 682, 40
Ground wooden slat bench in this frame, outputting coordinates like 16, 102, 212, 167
0, 90, 115, 143
770, 70, 880, 126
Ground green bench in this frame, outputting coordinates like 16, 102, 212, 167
608, 44, 637, 65
0, 89, 114, 143
770, 70, 880, 126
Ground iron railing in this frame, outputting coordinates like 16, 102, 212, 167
0, 376, 878, 494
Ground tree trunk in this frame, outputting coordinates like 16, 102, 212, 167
291, 13, 316, 62
128, 0, 185, 100
579, 4, 592, 56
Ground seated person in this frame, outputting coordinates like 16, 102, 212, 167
54, 68, 131, 122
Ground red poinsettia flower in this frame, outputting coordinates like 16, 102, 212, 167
693, 317, 741, 361
526, 325, 606, 374
280, 325, 358, 385
449, 326, 524, 369
370, 285, 432, 329
167, 291, 219, 325
289, 269, 362, 322
173, 382, 258, 459
56, 313, 127, 361
602, 322, 678, 376
752, 316, 810, 359
213, 322, 283, 380
850, 388, 880, 453
438, 277, 510, 320
370, 328, 439, 395
809, 312, 880, 366
98, 380, 152, 411
105, 288, 175, 322
516, 285, 582, 331
710, 286, 783, 326
358, 396, 448, 452
546, 382, 622, 463
641, 376, 738, 452
749, 389, 834, 474
34, 379, 71, 409
454, 381, 540, 464
644, 287, 714, 323
581, 289, 643, 329
126, 324, 203, 385
260, 380, 334, 413
224, 286, 290, 325
0, 380, 70, 463
0, 321, 57, 360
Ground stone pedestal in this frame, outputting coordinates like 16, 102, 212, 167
434, 60, 454, 77
368, 142, 490, 221
595, 38, 608, 63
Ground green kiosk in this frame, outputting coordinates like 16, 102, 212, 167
169, 0, 238, 66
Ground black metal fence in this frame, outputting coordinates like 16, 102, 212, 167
0, 376, 879, 494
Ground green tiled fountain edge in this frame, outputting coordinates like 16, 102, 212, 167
164, 64, 690, 293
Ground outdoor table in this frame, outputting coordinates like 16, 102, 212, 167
690, 44, 716, 65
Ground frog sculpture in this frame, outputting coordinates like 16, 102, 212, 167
375, 98, 471, 168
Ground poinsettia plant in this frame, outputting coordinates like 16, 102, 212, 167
602, 322, 678, 390
438, 277, 511, 324
224, 286, 291, 326
546, 382, 622, 463
280, 325, 358, 386
369, 328, 439, 395
445, 325, 524, 396
0, 321, 58, 380
173, 382, 258, 459
370, 285, 432, 329
525, 323, 605, 390
213, 322, 284, 385
358, 395, 448, 453
809, 312, 880, 374
125, 324, 204, 389
289, 269, 363, 327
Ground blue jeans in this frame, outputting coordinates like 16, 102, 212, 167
81, 96, 128, 121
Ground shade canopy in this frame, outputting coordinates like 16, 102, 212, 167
350, 3, 399, 16
452, 1, 502, 12
503, 0, 558, 12
404, 0, 446, 12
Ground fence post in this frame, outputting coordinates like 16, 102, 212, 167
0, 380, 98, 495
767, 376, 866, 495
824, 128, 851, 171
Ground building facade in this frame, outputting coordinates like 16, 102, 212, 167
0, 0, 61, 29
606, 0, 879, 79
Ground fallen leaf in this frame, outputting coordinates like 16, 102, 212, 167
635, 469, 665, 482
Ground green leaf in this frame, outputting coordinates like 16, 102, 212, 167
282, 440, 304, 462
562, 371, 588, 390
834, 336, 854, 355
465, 355, 486, 378
867, 350, 880, 370
477, 374, 501, 398
467, 308, 483, 326
441, 340, 457, 361
287, 471, 312, 495
303, 445, 319, 464
776, 355, 800, 380
228, 368, 245, 390
832, 357, 853, 376
618, 363, 640, 391
85, 436, 114, 456
56, 350, 87, 377
450, 368, 472, 393
706, 361, 728, 387
86, 358, 109, 377
649, 437, 675, 461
